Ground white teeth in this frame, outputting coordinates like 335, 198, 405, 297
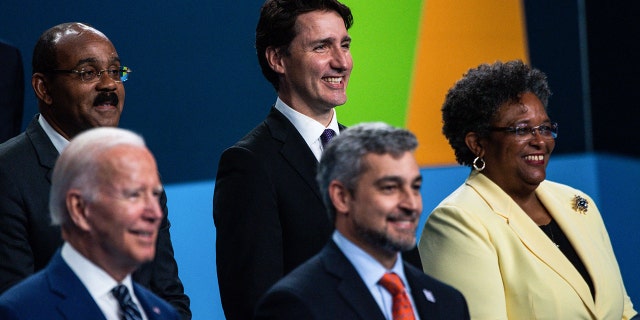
323, 77, 341, 84
524, 155, 544, 161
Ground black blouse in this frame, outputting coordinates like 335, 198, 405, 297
539, 219, 595, 298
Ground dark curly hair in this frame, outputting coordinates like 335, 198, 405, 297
442, 60, 551, 166
255, 0, 353, 91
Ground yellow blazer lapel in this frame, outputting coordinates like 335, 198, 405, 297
467, 173, 596, 315
535, 185, 596, 311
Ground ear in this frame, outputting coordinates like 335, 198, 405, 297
32, 73, 53, 105
66, 190, 91, 232
265, 46, 285, 75
465, 131, 485, 158
328, 180, 352, 216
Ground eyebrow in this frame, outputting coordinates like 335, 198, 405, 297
375, 174, 422, 185
73, 56, 121, 68
311, 34, 351, 45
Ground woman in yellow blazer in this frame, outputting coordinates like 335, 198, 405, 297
418, 60, 637, 319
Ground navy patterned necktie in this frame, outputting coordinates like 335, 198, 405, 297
320, 129, 336, 148
112, 284, 143, 320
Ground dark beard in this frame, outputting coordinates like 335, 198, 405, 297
354, 223, 416, 253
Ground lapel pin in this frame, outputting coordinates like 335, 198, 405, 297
423, 289, 436, 303
572, 195, 588, 214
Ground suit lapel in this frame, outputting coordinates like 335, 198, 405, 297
265, 108, 323, 200
46, 252, 107, 320
25, 116, 59, 184
405, 265, 437, 318
134, 284, 168, 320
537, 185, 600, 312
322, 242, 386, 320
467, 173, 596, 315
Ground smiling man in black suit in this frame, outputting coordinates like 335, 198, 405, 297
212, 1, 353, 319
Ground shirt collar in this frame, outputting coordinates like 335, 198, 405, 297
274, 97, 340, 145
61, 242, 134, 302
332, 230, 408, 290
38, 114, 69, 154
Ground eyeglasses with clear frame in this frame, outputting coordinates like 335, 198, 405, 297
489, 122, 558, 141
48, 66, 132, 82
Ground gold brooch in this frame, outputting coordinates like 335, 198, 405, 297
573, 195, 588, 214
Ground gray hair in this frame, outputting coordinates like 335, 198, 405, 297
49, 127, 146, 226
316, 122, 418, 222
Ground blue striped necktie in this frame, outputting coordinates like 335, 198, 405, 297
112, 284, 143, 320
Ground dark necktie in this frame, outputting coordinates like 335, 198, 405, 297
112, 284, 143, 320
320, 129, 336, 148
379, 272, 416, 320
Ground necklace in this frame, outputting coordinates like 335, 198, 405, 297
540, 220, 560, 248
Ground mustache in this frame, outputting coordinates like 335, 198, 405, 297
93, 92, 119, 106
387, 210, 419, 221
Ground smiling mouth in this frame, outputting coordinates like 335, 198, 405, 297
387, 216, 417, 229
131, 230, 155, 240
322, 76, 342, 84
524, 155, 544, 161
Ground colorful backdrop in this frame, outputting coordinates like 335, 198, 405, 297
1, 1, 638, 319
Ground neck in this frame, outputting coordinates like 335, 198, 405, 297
278, 96, 335, 126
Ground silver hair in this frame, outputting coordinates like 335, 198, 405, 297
316, 122, 418, 222
49, 127, 146, 226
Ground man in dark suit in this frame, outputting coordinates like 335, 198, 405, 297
255, 122, 470, 319
0, 40, 24, 143
0, 127, 180, 320
213, 1, 353, 319
0, 22, 190, 319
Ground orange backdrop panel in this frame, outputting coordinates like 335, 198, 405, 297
408, 0, 529, 166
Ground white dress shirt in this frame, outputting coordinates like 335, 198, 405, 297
333, 231, 420, 320
61, 243, 148, 320
274, 97, 340, 161
38, 114, 69, 154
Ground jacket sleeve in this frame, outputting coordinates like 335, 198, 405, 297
419, 204, 508, 319
213, 146, 284, 320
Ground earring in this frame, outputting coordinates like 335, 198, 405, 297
473, 157, 485, 171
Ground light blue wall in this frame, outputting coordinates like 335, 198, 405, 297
166, 153, 639, 319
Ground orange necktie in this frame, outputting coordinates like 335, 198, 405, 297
379, 272, 416, 320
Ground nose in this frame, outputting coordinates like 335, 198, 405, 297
96, 70, 118, 90
143, 193, 163, 222
331, 47, 351, 72
528, 129, 548, 145
399, 188, 422, 215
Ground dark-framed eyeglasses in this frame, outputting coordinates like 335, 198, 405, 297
48, 66, 131, 82
489, 122, 558, 141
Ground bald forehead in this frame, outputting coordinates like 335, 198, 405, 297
52, 23, 109, 44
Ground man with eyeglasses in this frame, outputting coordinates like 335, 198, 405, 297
0, 22, 191, 319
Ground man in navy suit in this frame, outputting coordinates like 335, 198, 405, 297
0, 22, 190, 319
0, 127, 179, 320
0, 40, 24, 143
255, 122, 470, 319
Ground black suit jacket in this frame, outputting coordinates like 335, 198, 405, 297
0, 116, 191, 319
213, 107, 422, 320
0, 250, 180, 320
254, 240, 470, 320
0, 41, 24, 143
